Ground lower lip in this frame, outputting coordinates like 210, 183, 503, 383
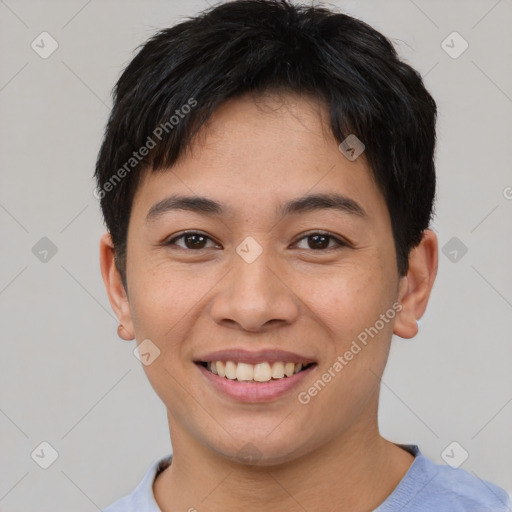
197, 364, 315, 403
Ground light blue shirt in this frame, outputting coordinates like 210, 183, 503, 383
103, 445, 511, 511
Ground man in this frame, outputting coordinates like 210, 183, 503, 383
95, 1, 510, 510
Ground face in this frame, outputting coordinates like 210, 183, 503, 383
116, 93, 406, 465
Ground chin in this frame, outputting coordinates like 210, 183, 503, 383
206, 431, 315, 468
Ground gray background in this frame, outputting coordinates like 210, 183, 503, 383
1, 0, 511, 510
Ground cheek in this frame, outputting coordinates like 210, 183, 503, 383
127, 251, 196, 335
126, 270, 193, 402
126, 258, 221, 376
302, 262, 393, 343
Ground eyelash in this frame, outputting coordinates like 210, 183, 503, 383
164, 231, 349, 251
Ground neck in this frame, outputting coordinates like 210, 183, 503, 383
154, 407, 414, 512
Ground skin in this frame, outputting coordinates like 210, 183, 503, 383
100, 92, 438, 511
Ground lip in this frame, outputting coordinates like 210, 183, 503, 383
194, 348, 316, 365
196, 361, 317, 403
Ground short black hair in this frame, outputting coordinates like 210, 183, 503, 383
94, 0, 437, 289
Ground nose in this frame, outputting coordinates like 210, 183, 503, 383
210, 247, 300, 333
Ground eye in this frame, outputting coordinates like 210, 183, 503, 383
165, 231, 221, 250
294, 231, 348, 251
164, 230, 349, 251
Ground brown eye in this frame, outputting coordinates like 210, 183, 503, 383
295, 232, 347, 251
183, 233, 208, 249
166, 232, 220, 250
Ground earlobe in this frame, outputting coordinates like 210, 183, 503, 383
117, 323, 134, 342
393, 229, 438, 340
99, 232, 135, 340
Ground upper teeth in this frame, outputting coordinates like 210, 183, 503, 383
207, 361, 304, 382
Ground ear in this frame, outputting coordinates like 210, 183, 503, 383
99, 232, 135, 340
394, 229, 438, 339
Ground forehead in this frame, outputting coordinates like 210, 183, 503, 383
132, 92, 388, 225
187, 91, 335, 161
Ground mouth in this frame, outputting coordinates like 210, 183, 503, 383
193, 349, 317, 402
196, 360, 316, 383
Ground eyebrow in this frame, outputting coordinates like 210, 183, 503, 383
145, 192, 367, 223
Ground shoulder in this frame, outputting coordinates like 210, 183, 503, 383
427, 459, 510, 510
103, 454, 173, 512
377, 445, 511, 512
103, 494, 134, 512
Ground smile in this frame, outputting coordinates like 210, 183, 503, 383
194, 349, 317, 402
199, 360, 315, 383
